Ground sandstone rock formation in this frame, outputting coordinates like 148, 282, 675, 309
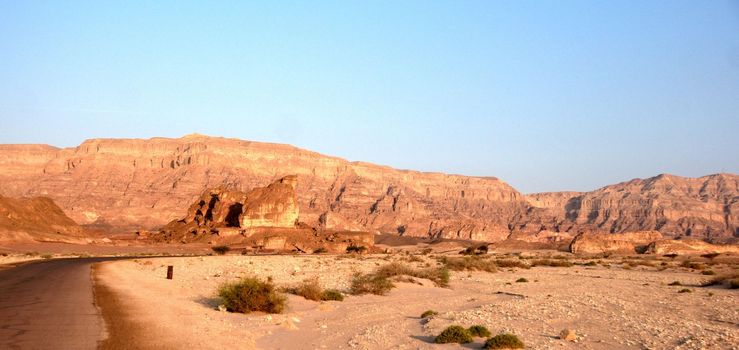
0, 195, 84, 242
0, 135, 736, 242
158, 176, 372, 253
569, 231, 663, 254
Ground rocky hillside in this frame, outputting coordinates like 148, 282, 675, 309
0, 195, 84, 242
0, 135, 736, 241
523, 174, 738, 240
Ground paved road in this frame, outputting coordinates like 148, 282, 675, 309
0, 258, 117, 350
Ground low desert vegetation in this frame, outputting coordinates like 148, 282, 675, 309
440, 256, 497, 272
211, 245, 230, 255
680, 260, 705, 270
515, 277, 528, 283
283, 278, 345, 301
320, 289, 345, 301
468, 325, 492, 338
531, 259, 573, 267
434, 325, 473, 344
668, 281, 682, 286
495, 259, 531, 269
701, 273, 739, 289
350, 273, 394, 295
346, 245, 367, 254
483, 333, 525, 349
312, 247, 327, 254
420, 310, 438, 318
218, 277, 286, 314
350, 262, 450, 295
678, 288, 692, 293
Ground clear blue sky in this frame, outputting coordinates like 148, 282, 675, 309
1, 1, 738, 193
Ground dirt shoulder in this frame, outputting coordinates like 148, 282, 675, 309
94, 254, 739, 350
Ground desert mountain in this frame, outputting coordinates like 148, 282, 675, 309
0, 195, 84, 242
0, 135, 736, 241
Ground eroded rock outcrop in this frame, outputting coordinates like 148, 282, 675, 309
159, 176, 372, 252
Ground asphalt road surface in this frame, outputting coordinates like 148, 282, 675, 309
0, 258, 117, 350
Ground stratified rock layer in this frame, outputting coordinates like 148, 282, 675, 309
0, 135, 736, 241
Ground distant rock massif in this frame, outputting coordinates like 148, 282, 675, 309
0, 134, 736, 245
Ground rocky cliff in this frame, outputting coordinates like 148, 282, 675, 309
523, 174, 738, 240
0, 135, 736, 241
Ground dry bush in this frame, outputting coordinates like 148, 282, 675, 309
468, 325, 492, 338
515, 277, 528, 283
321, 289, 344, 301
678, 288, 692, 293
218, 277, 286, 314
346, 245, 367, 254
434, 325, 473, 344
211, 245, 230, 255
283, 277, 323, 301
441, 256, 498, 272
701, 273, 739, 289
420, 310, 438, 318
349, 273, 394, 295
495, 259, 531, 269
375, 262, 449, 287
531, 259, 573, 267
680, 260, 705, 270
483, 333, 524, 349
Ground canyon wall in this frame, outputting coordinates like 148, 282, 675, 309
0, 135, 736, 241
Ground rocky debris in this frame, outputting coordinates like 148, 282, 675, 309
0, 135, 736, 241
569, 231, 663, 254
645, 239, 739, 255
0, 195, 85, 242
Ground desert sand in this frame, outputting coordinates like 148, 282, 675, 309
94, 252, 738, 350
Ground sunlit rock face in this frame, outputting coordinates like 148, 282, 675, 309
0, 134, 736, 241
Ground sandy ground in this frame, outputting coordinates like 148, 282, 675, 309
95, 253, 738, 350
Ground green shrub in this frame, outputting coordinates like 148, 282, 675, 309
434, 325, 473, 344
420, 310, 438, 318
483, 333, 525, 349
321, 289, 344, 301
441, 256, 497, 272
468, 325, 492, 337
350, 273, 394, 295
211, 245, 230, 255
218, 277, 286, 314
515, 278, 528, 283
